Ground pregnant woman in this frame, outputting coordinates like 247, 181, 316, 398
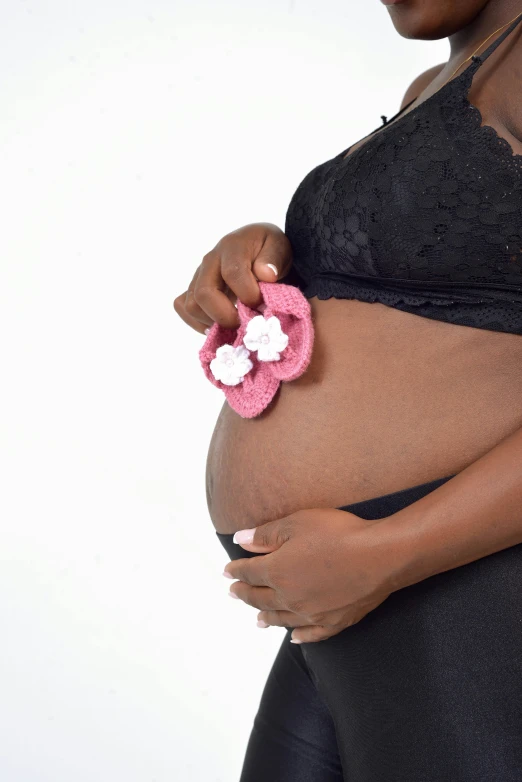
174, 2, 522, 780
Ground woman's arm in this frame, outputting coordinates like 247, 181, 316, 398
224, 424, 522, 643
380, 423, 522, 590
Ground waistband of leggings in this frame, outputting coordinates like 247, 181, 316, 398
216, 473, 456, 560
337, 474, 456, 521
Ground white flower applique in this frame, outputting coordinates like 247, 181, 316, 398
210, 344, 253, 386
243, 315, 289, 362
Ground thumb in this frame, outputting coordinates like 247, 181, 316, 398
233, 518, 292, 553
252, 239, 293, 283
252, 256, 280, 283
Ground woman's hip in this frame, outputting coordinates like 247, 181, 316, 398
300, 515, 522, 781
218, 474, 522, 779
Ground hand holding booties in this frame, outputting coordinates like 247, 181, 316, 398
199, 281, 315, 418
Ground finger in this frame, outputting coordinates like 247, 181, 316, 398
173, 292, 210, 334
251, 232, 293, 282
223, 285, 238, 307
229, 582, 281, 611
220, 247, 263, 310
251, 258, 279, 282
232, 517, 293, 553
291, 625, 336, 644
194, 253, 241, 329
173, 267, 213, 332
224, 555, 271, 586
257, 610, 306, 629
184, 289, 214, 326
182, 267, 214, 327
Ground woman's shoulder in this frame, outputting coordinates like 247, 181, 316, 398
399, 63, 446, 109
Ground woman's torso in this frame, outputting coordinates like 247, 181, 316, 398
206, 17, 522, 534
207, 299, 522, 533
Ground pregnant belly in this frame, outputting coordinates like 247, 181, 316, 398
206, 297, 522, 535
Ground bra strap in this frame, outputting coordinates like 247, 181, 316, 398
473, 12, 522, 65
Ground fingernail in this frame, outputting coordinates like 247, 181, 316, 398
257, 620, 269, 628
229, 590, 239, 599
204, 327, 210, 335
222, 570, 234, 579
266, 263, 278, 277
290, 638, 302, 644
233, 528, 255, 545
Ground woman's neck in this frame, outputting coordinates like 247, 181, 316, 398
448, 1, 522, 62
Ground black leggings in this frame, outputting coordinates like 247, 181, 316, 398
216, 475, 522, 782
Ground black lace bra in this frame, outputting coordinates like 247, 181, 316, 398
283, 13, 522, 335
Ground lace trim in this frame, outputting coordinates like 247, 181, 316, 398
302, 275, 485, 307
301, 277, 522, 335
459, 68, 522, 174
283, 57, 522, 338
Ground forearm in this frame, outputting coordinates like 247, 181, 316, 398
382, 425, 522, 591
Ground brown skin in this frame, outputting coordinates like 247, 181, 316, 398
173, 223, 293, 334
174, 0, 522, 642
386, 0, 492, 40
226, 424, 522, 643
174, 0, 522, 334
346, 0, 522, 160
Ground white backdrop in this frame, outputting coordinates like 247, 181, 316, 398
0, 2, 447, 780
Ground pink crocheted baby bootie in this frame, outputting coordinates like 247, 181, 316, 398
199, 281, 315, 418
